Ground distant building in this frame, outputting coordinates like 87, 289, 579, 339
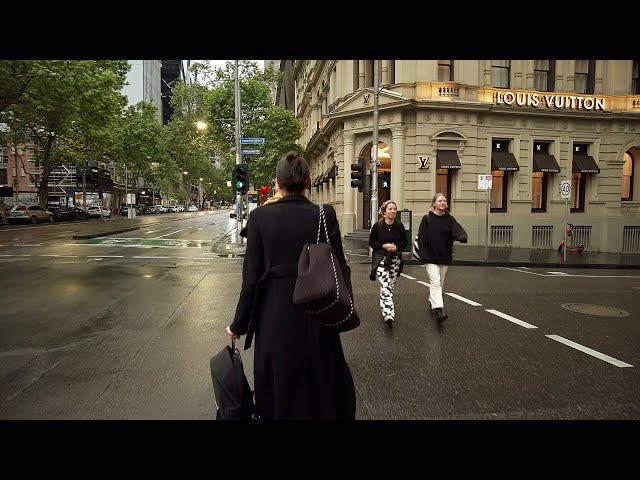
161, 60, 192, 125
276, 60, 295, 112
123, 60, 163, 123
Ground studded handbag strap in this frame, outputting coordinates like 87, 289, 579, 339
316, 204, 329, 244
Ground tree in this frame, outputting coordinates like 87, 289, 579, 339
0, 60, 129, 207
203, 61, 301, 189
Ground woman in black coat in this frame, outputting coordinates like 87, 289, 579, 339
368, 200, 408, 327
227, 152, 356, 420
416, 193, 467, 322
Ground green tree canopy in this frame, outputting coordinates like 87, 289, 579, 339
0, 60, 130, 207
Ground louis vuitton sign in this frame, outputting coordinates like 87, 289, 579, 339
494, 91, 606, 111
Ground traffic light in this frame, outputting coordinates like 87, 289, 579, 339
232, 164, 250, 195
350, 157, 365, 192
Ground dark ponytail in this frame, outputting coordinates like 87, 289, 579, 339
276, 151, 310, 194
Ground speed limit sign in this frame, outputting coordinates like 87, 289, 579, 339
560, 180, 571, 199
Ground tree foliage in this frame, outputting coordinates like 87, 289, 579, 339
0, 60, 129, 207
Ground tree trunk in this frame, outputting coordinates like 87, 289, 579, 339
38, 167, 51, 209
38, 135, 55, 209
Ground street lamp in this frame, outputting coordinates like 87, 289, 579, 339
182, 171, 189, 207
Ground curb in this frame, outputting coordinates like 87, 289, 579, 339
70, 211, 223, 241
73, 227, 139, 239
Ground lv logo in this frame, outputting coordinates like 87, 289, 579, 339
363, 94, 370, 104
419, 156, 431, 170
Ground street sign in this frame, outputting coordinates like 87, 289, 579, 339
226, 181, 232, 187
478, 174, 493, 190
560, 180, 571, 199
241, 149, 261, 155
241, 138, 265, 145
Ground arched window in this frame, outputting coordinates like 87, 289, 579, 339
622, 152, 634, 201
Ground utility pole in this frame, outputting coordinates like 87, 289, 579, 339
370, 60, 380, 227
234, 60, 243, 245
82, 161, 87, 210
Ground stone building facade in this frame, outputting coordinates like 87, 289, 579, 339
293, 60, 640, 253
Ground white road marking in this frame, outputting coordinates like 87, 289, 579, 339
345, 252, 369, 257
546, 335, 634, 368
0, 254, 31, 257
445, 292, 482, 306
87, 255, 123, 258
133, 256, 169, 259
400, 273, 415, 280
39, 255, 79, 258
417, 281, 430, 287
15, 244, 43, 247
152, 228, 188, 239
485, 309, 538, 329
497, 267, 640, 278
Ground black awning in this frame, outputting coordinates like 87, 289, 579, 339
491, 151, 520, 171
436, 150, 462, 169
325, 164, 337, 180
532, 154, 561, 173
572, 155, 600, 174
317, 174, 325, 185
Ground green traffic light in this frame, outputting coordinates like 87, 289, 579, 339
235, 181, 244, 189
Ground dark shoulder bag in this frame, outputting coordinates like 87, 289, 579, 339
293, 204, 360, 333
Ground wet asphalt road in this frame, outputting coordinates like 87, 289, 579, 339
0, 211, 639, 419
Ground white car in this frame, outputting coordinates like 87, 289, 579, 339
86, 206, 111, 218
187, 205, 198, 212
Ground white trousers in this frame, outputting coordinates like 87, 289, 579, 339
425, 264, 448, 309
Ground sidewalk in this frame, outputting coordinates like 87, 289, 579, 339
343, 237, 640, 269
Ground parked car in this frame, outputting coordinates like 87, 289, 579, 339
187, 205, 199, 212
151, 205, 166, 214
167, 206, 178, 213
135, 205, 151, 215
119, 204, 140, 216
176, 205, 185, 212
86, 206, 111, 218
6, 205, 54, 224
50, 206, 90, 221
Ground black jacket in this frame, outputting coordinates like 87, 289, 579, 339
369, 220, 408, 277
416, 211, 467, 265
230, 195, 355, 420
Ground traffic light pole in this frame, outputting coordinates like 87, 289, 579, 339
234, 60, 242, 245
370, 60, 379, 228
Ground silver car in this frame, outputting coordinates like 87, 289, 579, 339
6, 205, 54, 224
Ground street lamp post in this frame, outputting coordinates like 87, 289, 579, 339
234, 60, 243, 245
182, 171, 189, 207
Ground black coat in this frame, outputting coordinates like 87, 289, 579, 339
230, 194, 356, 420
416, 211, 468, 265
368, 220, 408, 278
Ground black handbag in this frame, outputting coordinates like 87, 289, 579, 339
210, 339, 256, 420
293, 204, 360, 333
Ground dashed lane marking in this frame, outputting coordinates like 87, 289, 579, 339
445, 292, 482, 306
0, 254, 31, 257
498, 267, 640, 278
152, 228, 188, 239
400, 273, 415, 280
546, 335, 633, 368
87, 255, 123, 258
417, 281, 430, 287
485, 309, 538, 329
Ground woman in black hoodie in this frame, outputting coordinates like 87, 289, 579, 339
369, 200, 408, 327
416, 193, 467, 322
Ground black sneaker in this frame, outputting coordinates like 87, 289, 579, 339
434, 308, 448, 321
384, 315, 394, 327
369, 271, 376, 281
